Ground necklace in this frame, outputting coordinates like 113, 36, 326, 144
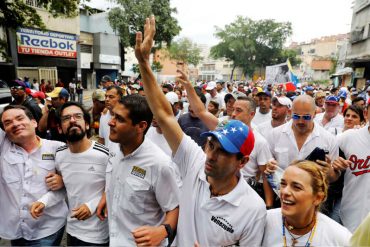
282, 215, 317, 247
285, 216, 315, 230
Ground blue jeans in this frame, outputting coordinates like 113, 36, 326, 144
67, 234, 108, 246
10, 226, 65, 246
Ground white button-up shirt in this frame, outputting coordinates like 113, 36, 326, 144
106, 138, 179, 246
173, 135, 266, 246
0, 130, 68, 240
314, 112, 344, 130
267, 120, 339, 170
55, 141, 109, 244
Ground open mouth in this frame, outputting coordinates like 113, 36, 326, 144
282, 199, 295, 206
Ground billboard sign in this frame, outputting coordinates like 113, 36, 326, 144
265, 62, 290, 84
16, 28, 77, 59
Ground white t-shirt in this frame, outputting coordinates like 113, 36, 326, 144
106, 138, 180, 246
254, 120, 273, 140
242, 131, 272, 180
262, 209, 352, 246
314, 113, 344, 131
173, 135, 266, 246
98, 111, 112, 147
55, 141, 109, 244
267, 120, 339, 170
337, 126, 370, 232
252, 108, 272, 126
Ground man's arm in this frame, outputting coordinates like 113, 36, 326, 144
177, 69, 218, 130
38, 106, 50, 133
135, 16, 183, 154
132, 207, 179, 246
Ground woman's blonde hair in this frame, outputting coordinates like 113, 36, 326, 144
290, 160, 328, 208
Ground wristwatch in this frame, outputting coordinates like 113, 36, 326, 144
162, 224, 174, 247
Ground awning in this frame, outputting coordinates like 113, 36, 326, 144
331, 67, 353, 77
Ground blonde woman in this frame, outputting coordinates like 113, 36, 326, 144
263, 160, 351, 247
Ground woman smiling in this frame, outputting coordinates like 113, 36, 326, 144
262, 160, 351, 247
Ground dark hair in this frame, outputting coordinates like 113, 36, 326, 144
194, 86, 206, 105
2, 105, 35, 121
119, 94, 153, 135
106, 85, 123, 99
352, 96, 365, 105
209, 100, 219, 109
236, 96, 257, 112
343, 105, 365, 123
56, 101, 91, 138
162, 84, 174, 92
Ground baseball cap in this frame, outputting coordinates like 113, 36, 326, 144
101, 75, 111, 83
165, 92, 179, 105
338, 91, 347, 98
46, 87, 70, 99
92, 89, 106, 102
31, 91, 46, 100
206, 81, 217, 90
315, 91, 326, 99
224, 91, 247, 101
12, 79, 27, 88
272, 96, 292, 109
256, 89, 272, 98
325, 95, 339, 104
252, 87, 263, 93
351, 90, 359, 96
367, 86, 370, 92
305, 86, 314, 91
201, 120, 255, 156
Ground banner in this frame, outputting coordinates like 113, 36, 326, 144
16, 28, 77, 59
265, 62, 290, 84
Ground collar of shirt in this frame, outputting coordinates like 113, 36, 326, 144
282, 120, 320, 138
120, 138, 148, 160
198, 170, 246, 207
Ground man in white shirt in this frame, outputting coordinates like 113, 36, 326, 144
267, 95, 339, 170
206, 81, 225, 110
134, 16, 266, 246
101, 94, 180, 246
315, 95, 344, 131
0, 105, 67, 246
255, 96, 292, 140
55, 102, 109, 246
252, 90, 272, 126
98, 85, 123, 147
330, 102, 370, 232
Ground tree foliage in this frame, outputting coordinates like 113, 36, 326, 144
211, 16, 293, 79
277, 49, 302, 66
107, 0, 181, 49
132, 61, 163, 74
167, 37, 202, 66
0, 0, 82, 61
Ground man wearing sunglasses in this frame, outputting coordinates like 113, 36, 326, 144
9, 80, 42, 123
314, 95, 344, 132
266, 95, 338, 170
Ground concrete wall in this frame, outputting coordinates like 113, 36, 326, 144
93, 33, 120, 70
35, 9, 79, 35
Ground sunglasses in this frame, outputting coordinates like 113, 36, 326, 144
10, 86, 25, 90
292, 113, 312, 121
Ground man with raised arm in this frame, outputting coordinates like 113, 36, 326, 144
135, 16, 266, 246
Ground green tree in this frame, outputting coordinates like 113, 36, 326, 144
132, 61, 162, 74
0, 0, 83, 61
107, 0, 181, 49
211, 16, 292, 80
277, 49, 302, 66
167, 37, 202, 66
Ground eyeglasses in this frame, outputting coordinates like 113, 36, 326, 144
292, 113, 312, 121
10, 86, 24, 90
61, 113, 84, 123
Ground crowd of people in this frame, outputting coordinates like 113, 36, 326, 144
0, 16, 370, 246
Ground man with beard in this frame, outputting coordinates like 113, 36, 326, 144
9, 79, 42, 123
255, 96, 292, 139
53, 102, 109, 246
266, 95, 338, 170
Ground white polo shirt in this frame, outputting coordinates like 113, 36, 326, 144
55, 141, 109, 244
262, 209, 351, 246
254, 120, 273, 140
314, 113, 344, 130
252, 109, 272, 126
267, 120, 339, 170
337, 126, 370, 232
173, 135, 266, 246
242, 130, 272, 180
98, 111, 112, 147
106, 138, 179, 246
0, 131, 68, 240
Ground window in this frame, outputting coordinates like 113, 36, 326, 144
80, 44, 92, 53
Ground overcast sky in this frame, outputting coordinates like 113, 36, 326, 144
89, 0, 353, 46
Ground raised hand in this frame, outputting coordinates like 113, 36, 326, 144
135, 16, 156, 64
176, 69, 191, 87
